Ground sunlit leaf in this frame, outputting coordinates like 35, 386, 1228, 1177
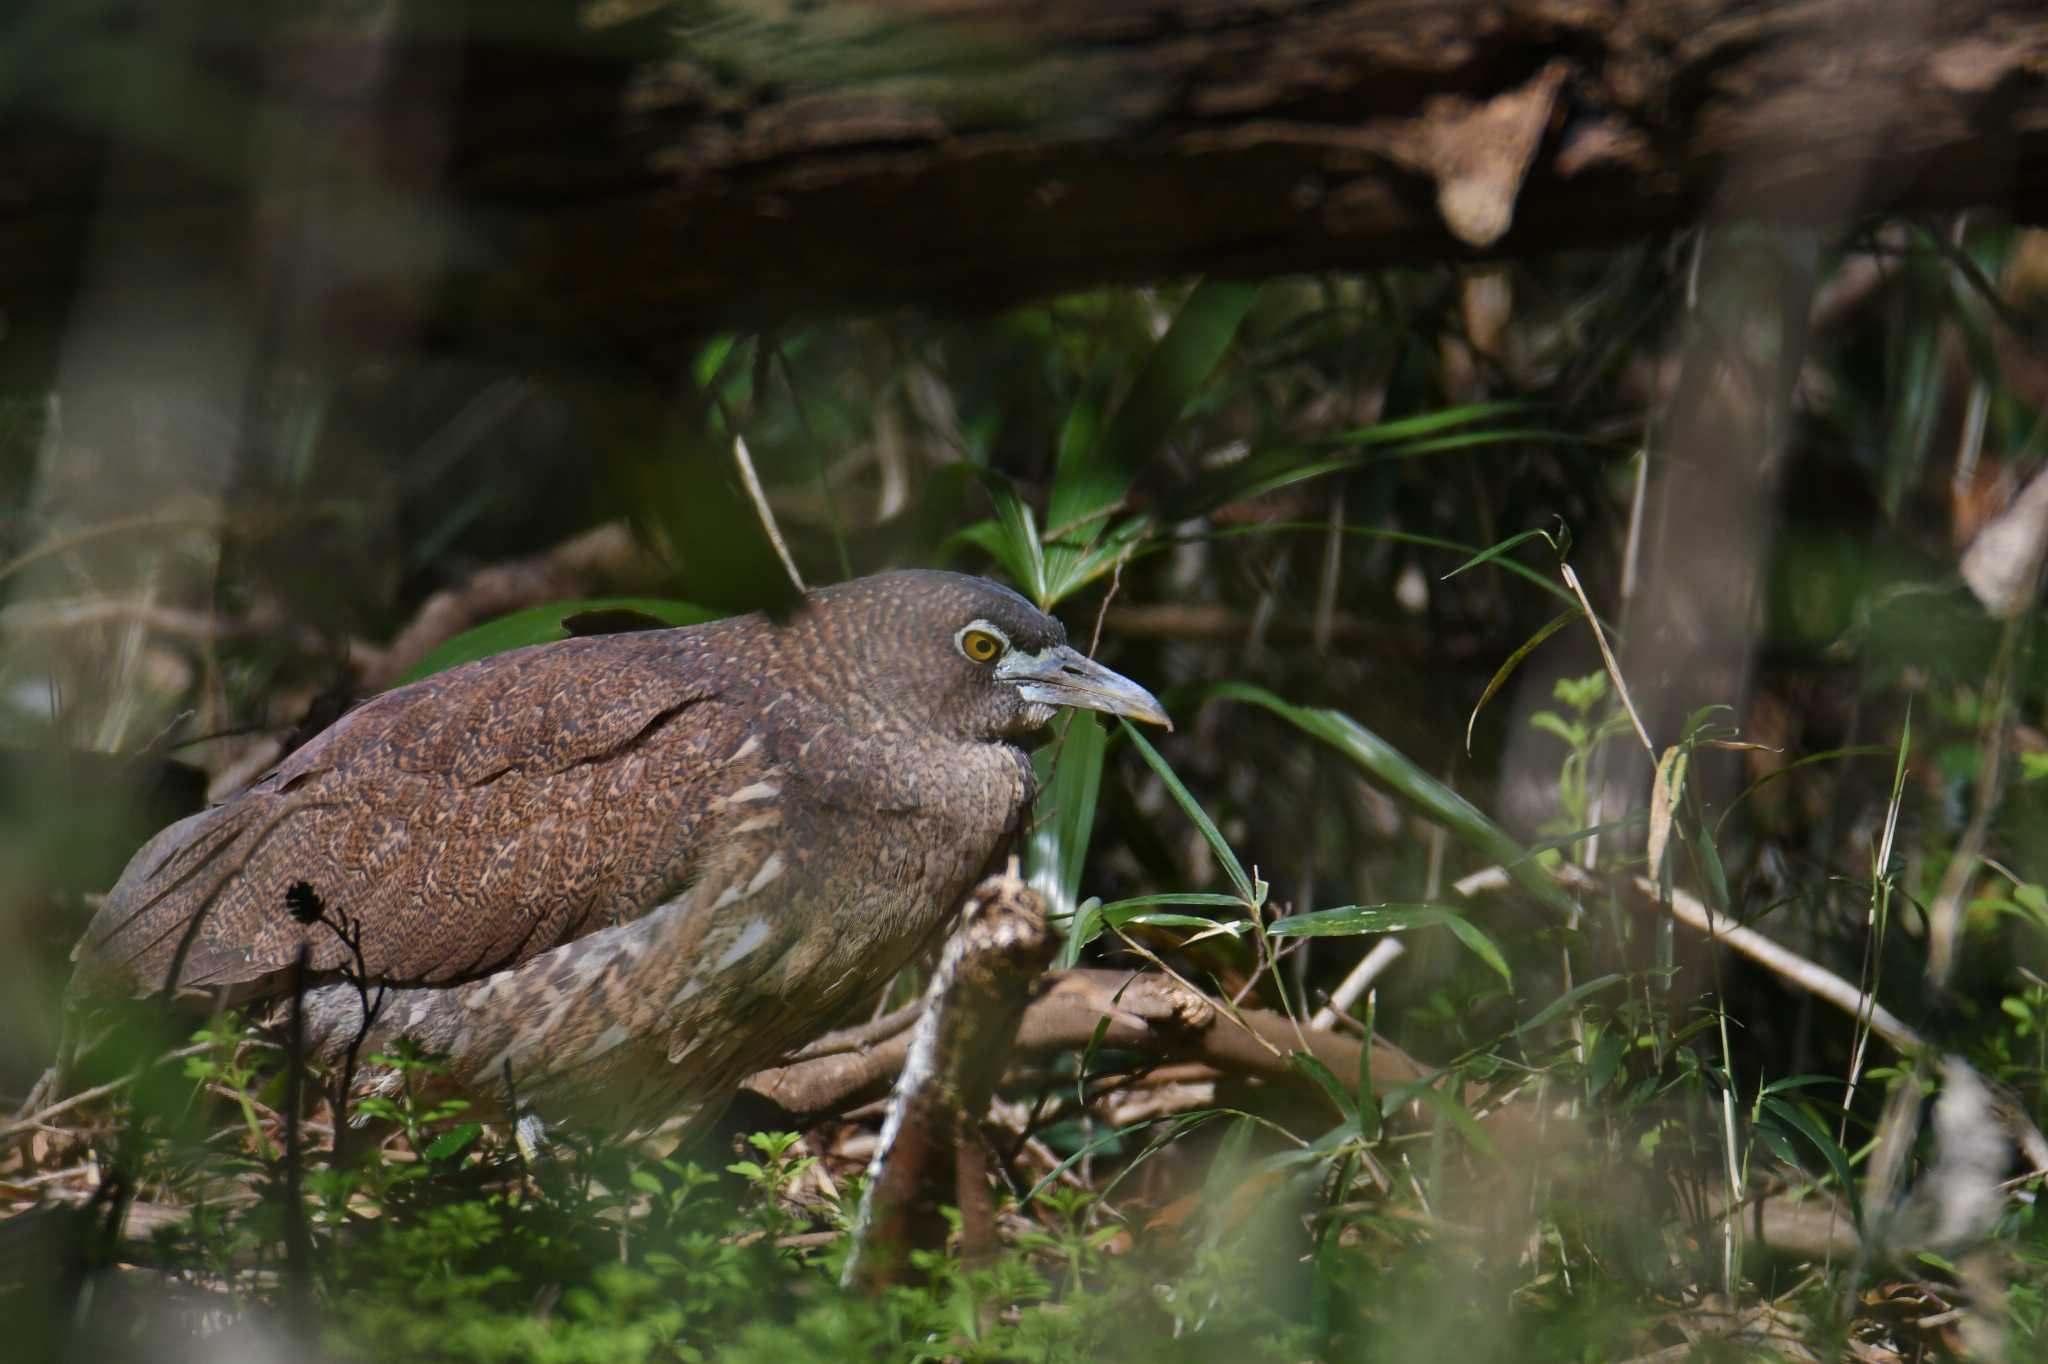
1061, 894, 1252, 968
424, 1122, 483, 1162
1268, 903, 1509, 985
399, 597, 726, 685
1032, 712, 1108, 939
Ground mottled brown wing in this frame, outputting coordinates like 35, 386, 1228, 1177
74, 626, 763, 1001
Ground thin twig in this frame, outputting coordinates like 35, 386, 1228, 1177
1561, 561, 1652, 754
1455, 863, 1921, 1053
0, 504, 227, 588
1309, 939, 1405, 1031
733, 434, 806, 595
1087, 554, 1127, 659
281, 944, 313, 1338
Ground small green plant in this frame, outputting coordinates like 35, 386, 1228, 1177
1528, 670, 1633, 839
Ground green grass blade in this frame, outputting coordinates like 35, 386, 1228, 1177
1209, 683, 1578, 919
1197, 522, 1587, 614
1760, 1096, 1864, 1229
1467, 609, 1579, 753
1121, 718, 1256, 905
1513, 973, 1626, 1036
1031, 712, 1108, 935
1314, 400, 1537, 447
1290, 1051, 1360, 1126
1095, 280, 1259, 478
1267, 903, 1511, 985
951, 470, 1049, 603
1440, 527, 1561, 581
1266, 904, 1472, 936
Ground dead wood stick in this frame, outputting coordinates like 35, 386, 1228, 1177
844, 864, 1053, 1289
747, 968, 1437, 1124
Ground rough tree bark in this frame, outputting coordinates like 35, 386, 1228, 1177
4, 0, 2047, 365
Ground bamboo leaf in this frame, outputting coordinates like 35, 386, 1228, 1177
1094, 280, 1260, 478
1760, 1096, 1864, 1229
1440, 527, 1560, 581
400, 597, 725, 685
1266, 903, 1472, 937
1268, 903, 1512, 985
1031, 712, 1108, 936
1290, 1051, 1360, 1126
1209, 683, 1578, 919
1467, 609, 1579, 753
1122, 719, 1257, 905
1512, 972, 1626, 1036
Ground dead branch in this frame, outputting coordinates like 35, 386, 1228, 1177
845, 864, 1055, 1288
745, 967, 1435, 1124
11, 2, 2048, 358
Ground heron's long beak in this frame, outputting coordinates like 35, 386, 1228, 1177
1000, 644, 1172, 730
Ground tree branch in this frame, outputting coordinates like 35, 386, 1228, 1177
7, 1, 2048, 360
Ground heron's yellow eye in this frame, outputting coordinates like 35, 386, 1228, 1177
960, 629, 1003, 663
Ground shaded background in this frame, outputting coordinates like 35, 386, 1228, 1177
7, 0, 2048, 1358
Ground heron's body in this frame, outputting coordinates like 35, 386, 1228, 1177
71, 571, 1163, 1135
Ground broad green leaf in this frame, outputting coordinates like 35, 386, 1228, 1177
1585, 1028, 1623, 1098
1102, 893, 1254, 911
1761, 1074, 1851, 1097
1760, 1096, 1864, 1229
1045, 513, 1153, 606
1756, 1119, 1802, 1169
1031, 712, 1108, 936
1040, 280, 1257, 604
1442, 913, 1514, 986
399, 597, 725, 685
424, 1122, 484, 1162
1316, 400, 1536, 447
1043, 376, 1112, 598
1094, 280, 1259, 479
692, 333, 741, 390
1209, 683, 1578, 919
